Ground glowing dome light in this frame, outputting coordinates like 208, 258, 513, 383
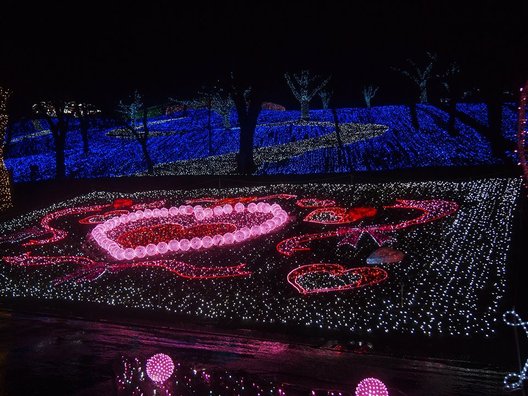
146, 353, 175, 383
355, 377, 389, 396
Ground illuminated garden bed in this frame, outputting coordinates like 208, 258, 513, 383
0, 178, 521, 337
4, 104, 518, 181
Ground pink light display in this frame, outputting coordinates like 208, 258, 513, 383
277, 199, 458, 255
287, 264, 388, 294
79, 210, 129, 225
355, 377, 389, 396
112, 198, 134, 209
304, 206, 377, 224
2, 253, 251, 285
0, 226, 49, 244
92, 202, 289, 260
23, 204, 110, 246
130, 199, 167, 210
185, 194, 297, 206
295, 198, 336, 208
146, 353, 174, 383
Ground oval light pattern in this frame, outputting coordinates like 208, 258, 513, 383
146, 353, 175, 383
355, 377, 389, 396
92, 202, 289, 260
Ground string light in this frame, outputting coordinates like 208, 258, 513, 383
91, 202, 289, 260
277, 199, 459, 255
0, 179, 521, 337
0, 87, 12, 212
2, 253, 251, 285
517, 82, 528, 187
303, 206, 377, 224
503, 310, 528, 390
7, 103, 517, 181
116, 353, 352, 395
296, 198, 336, 208
287, 264, 388, 294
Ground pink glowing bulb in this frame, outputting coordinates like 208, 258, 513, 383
146, 353, 174, 383
355, 377, 389, 396
168, 239, 180, 251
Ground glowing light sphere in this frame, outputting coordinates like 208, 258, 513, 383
355, 378, 389, 396
146, 353, 175, 383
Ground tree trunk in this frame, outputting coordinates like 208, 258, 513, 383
410, 104, 420, 131
140, 109, 153, 174
238, 117, 257, 174
207, 104, 212, 155
80, 118, 89, 154
419, 84, 428, 103
54, 132, 66, 180
331, 107, 351, 171
141, 141, 154, 174
300, 100, 310, 121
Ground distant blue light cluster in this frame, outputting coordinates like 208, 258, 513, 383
4, 104, 515, 182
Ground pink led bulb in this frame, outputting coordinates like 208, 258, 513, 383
355, 377, 389, 396
146, 353, 174, 383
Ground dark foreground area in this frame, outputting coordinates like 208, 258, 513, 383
0, 308, 515, 396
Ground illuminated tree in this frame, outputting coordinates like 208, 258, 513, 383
362, 85, 379, 109
318, 88, 332, 110
33, 100, 72, 180
394, 52, 437, 103
0, 87, 12, 211
284, 70, 331, 120
117, 91, 154, 175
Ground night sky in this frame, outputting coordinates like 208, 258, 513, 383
1, 0, 527, 115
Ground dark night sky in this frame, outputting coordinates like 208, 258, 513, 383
1, 0, 527, 115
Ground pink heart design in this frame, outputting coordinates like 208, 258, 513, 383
287, 264, 388, 294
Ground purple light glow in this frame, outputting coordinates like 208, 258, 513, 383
145, 353, 175, 383
355, 377, 389, 396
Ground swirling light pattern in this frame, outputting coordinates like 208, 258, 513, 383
0, 179, 521, 337
503, 311, 528, 390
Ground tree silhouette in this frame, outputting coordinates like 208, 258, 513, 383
72, 102, 100, 154
117, 91, 154, 175
437, 62, 462, 136
394, 52, 437, 104
318, 88, 332, 110
362, 85, 379, 109
229, 73, 264, 175
285, 70, 331, 120
33, 100, 71, 180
